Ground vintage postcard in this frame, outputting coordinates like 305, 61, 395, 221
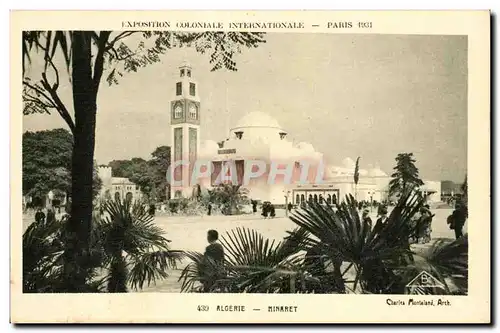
11, 10, 490, 323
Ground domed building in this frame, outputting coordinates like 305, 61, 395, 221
198, 111, 324, 203
169, 62, 441, 205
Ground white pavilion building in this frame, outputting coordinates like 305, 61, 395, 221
168, 62, 441, 205
197, 112, 441, 206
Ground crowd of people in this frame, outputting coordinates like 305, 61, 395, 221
261, 201, 276, 218
34, 207, 58, 225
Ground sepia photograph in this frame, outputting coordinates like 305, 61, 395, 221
11, 10, 490, 323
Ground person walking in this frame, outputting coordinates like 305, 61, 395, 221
207, 203, 212, 216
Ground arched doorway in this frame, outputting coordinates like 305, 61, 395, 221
332, 194, 337, 205
313, 194, 318, 203
125, 192, 133, 202
295, 194, 300, 205
301, 194, 305, 203
114, 192, 120, 201
327, 194, 332, 205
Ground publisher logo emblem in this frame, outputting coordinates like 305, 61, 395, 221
406, 271, 447, 294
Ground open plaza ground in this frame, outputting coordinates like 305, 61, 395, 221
22, 206, 467, 293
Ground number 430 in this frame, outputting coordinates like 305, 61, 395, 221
197, 305, 209, 311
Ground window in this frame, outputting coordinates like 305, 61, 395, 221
189, 105, 197, 119
180, 69, 185, 77
189, 83, 196, 96
174, 105, 182, 119
187, 70, 191, 77
176, 82, 182, 95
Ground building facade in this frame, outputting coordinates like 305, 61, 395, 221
98, 166, 142, 202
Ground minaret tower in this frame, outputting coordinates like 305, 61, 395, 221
170, 61, 201, 198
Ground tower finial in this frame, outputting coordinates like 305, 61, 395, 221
179, 60, 192, 77
180, 60, 191, 68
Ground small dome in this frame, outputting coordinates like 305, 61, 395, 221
233, 112, 282, 130
199, 140, 219, 157
179, 60, 191, 68
342, 157, 356, 169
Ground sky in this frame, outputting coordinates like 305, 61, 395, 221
23, 33, 468, 182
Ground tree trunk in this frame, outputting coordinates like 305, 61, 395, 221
63, 31, 97, 292
108, 253, 128, 293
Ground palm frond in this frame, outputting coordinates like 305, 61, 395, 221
406, 235, 468, 295
23, 217, 66, 292
178, 251, 230, 293
127, 250, 184, 291
288, 192, 424, 293
99, 198, 179, 292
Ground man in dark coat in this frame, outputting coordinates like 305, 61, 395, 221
287, 202, 293, 213
205, 230, 224, 263
376, 206, 388, 225
35, 208, 45, 224
261, 202, 269, 218
207, 203, 212, 216
362, 209, 372, 229
450, 202, 467, 239
46, 208, 56, 224
202, 229, 225, 292
251, 200, 257, 214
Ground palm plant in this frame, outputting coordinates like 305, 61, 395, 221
23, 199, 183, 293
179, 227, 314, 293
402, 236, 468, 295
23, 216, 65, 292
289, 192, 424, 294
94, 198, 184, 292
179, 192, 469, 295
208, 184, 249, 215
23, 215, 103, 293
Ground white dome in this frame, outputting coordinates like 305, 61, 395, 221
295, 142, 315, 153
199, 140, 219, 157
342, 157, 356, 169
233, 111, 282, 130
